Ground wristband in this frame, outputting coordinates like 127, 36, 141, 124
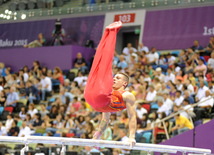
93, 131, 102, 139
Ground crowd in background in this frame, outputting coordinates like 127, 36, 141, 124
0, 36, 214, 154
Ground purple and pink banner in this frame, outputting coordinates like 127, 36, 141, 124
0, 15, 104, 48
143, 6, 214, 50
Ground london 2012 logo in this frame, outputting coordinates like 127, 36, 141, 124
203, 26, 214, 36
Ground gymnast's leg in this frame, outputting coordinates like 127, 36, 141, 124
84, 21, 122, 110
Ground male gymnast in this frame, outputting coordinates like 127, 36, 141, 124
84, 21, 136, 147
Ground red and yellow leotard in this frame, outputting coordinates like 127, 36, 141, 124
84, 22, 124, 113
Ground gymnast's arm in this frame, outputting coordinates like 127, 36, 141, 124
124, 92, 137, 147
93, 112, 111, 139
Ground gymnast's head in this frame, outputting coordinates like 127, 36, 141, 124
113, 72, 129, 90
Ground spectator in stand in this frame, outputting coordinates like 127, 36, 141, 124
74, 71, 87, 87
207, 52, 214, 70
191, 40, 203, 51
52, 67, 64, 85
0, 63, 6, 77
119, 129, 130, 154
77, 103, 90, 117
0, 90, 6, 106
0, 77, 7, 88
194, 58, 207, 77
26, 80, 40, 103
6, 74, 17, 87
158, 54, 166, 65
58, 105, 67, 116
63, 79, 71, 92
143, 84, 157, 105
167, 53, 176, 67
19, 106, 27, 120
165, 68, 175, 83
27, 103, 38, 118
168, 82, 177, 101
176, 79, 183, 91
23, 65, 29, 74
31, 61, 41, 77
29, 113, 43, 129
14, 115, 22, 127
19, 81, 26, 99
18, 121, 31, 137
154, 67, 165, 83
19, 69, 28, 82
117, 55, 128, 70
184, 61, 193, 75
163, 92, 173, 113
143, 72, 151, 85
24, 33, 46, 48
136, 103, 147, 119
102, 124, 112, 140
25, 114, 33, 126
156, 83, 169, 98
146, 47, 159, 65
174, 90, 184, 108
40, 103, 49, 118
179, 49, 187, 67
199, 36, 214, 55
126, 48, 138, 64
47, 70, 53, 79
184, 79, 194, 95
208, 81, 214, 95
8, 120, 19, 136
193, 52, 206, 66
74, 52, 88, 74
5, 114, 13, 131
180, 99, 195, 119
40, 73, 52, 101
176, 70, 187, 83
113, 50, 119, 67
122, 43, 137, 59
154, 112, 169, 143
194, 90, 213, 120
196, 75, 208, 87
187, 47, 195, 64
52, 88, 73, 106
153, 77, 161, 92
0, 122, 7, 136
4, 87, 19, 107
195, 81, 209, 102
188, 72, 196, 87
157, 98, 170, 115
68, 96, 81, 112
171, 113, 193, 136
42, 66, 48, 75
138, 42, 149, 53
49, 105, 58, 119
41, 114, 53, 128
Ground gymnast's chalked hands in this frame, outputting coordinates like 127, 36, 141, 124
128, 137, 136, 148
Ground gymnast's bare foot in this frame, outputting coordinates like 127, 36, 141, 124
106, 21, 122, 30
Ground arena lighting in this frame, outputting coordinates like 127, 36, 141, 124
14, 12, 17, 15
4, 9, 8, 14
6, 15, 10, 19
14, 17, 17, 20
3, 14, 6, 18
21, 14, 26, 19
0, 14, 3, 17
8, 11, 12, 14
